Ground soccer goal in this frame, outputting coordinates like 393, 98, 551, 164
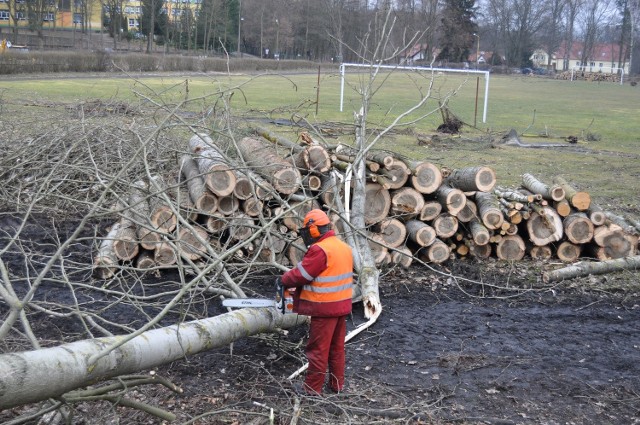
570, 66, 625, 85
338, 63, 491, 123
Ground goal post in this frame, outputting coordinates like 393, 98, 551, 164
339, 63, 490, 123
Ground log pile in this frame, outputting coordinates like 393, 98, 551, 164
555, 70, 620, 83
93, 132, 639, 279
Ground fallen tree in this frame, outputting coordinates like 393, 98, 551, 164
542, 255, 640, 283
0, 308, 307, 410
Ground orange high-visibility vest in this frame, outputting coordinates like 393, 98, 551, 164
299, 236, 353, 304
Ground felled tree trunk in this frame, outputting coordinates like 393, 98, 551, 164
556, 241, 582, 262
148, 175, 177, 233
253, 126, 331, 174
445, 166, 496, 192
0, 309, 307, 410
474, 191, 504, 230
372, 218, 406, 249
189, 134, 237, 197
456, 200, 477, 223
468, 218, 491, 246
495, 234, 525, 261
563, 213, 594, 244
364, 182, 391, 225
529, 244, 553, 260
526, 206, 563, 246
176, 226, 209, 261
419, 238, 450, 264
587, 202, 606, 226
179, 155, 218, 213
522, 173, 565, 202
592, 224, 638, 259
552, 176, 591, 211
93, 222, 121, 279
405, 219, 436, 247
390, 246, 413, 268
408, 161, 442, 194
237, 137, 302, 195
420, 200, 442, 221
435, 184, 466, 216
382, 159, 410, 189
542, 255, 640, 283
390, 187, 424, 219
432, 213, 459, 239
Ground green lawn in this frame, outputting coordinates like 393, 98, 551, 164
1, 70, 638, 210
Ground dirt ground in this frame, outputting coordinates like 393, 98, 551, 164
1, 213, 639, 425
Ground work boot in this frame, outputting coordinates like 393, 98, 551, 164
291, 382, 320, 397
327, 382, 348, 394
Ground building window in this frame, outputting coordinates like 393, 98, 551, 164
43, 12, 54, 21
73, 13, 82, 23
599, 63, 603, 67
590, 62, 595, 67
17, 11, 26, 20
0, 11, 9, 20
128, 18, 138, 27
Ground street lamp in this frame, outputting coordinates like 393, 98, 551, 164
237, 0, 242, 58
275, 18, 280, 60
473, 33, 480, 70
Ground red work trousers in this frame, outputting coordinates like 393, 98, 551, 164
304, 315, 347, 394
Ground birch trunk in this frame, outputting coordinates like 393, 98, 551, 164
542, 255, 640, 283
0, 309, 307, 410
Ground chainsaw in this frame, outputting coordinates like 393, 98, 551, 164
221, 279, 295, 314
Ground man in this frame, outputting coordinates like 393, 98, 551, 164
280, 209, 353, 395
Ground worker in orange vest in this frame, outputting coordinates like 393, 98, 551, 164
279, 209, 354, 395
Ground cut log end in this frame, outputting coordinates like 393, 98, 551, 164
496, 235, 525, 261
205, 165, 237, 197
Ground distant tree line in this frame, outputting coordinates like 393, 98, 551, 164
15, 0, 637, 74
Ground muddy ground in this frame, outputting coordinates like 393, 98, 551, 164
1, 213, 639, 425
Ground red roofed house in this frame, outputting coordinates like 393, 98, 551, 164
534, 41, 629, 74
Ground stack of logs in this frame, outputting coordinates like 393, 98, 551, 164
555, 70, 620, 83
94, 129, 639, 278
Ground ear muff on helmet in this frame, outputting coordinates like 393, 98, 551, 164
307, 218, 320, 238
299, 218, 330, 247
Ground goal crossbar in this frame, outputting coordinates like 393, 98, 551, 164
339, 63, 490, 123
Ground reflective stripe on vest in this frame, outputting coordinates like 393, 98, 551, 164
300, 236, 353, 303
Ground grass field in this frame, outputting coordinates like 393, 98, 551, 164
0, 70, 638, 211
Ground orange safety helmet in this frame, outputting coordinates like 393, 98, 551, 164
300, 209, 331, 246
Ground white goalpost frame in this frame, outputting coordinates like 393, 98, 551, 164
570, 66, 625, 85
339, 63, 490, 123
